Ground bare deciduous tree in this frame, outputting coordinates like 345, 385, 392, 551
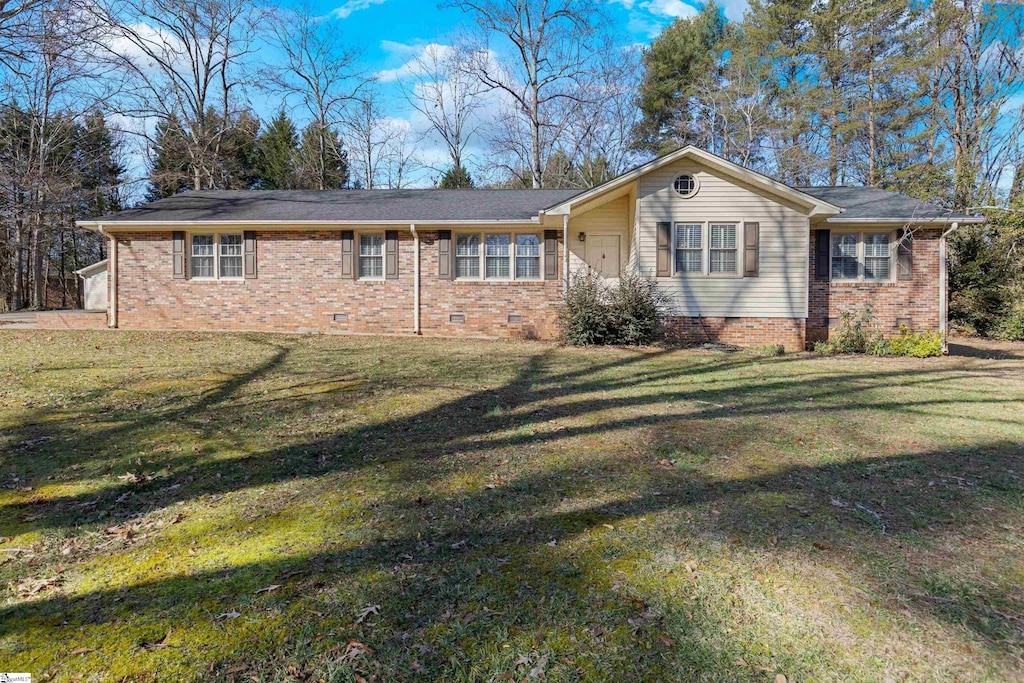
88, 0, 265, 191
448, 0, 609, 188
266, 3, 368, 190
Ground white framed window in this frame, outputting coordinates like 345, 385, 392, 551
358, 233, 384, 279
516, 234, 541, 279
830, 231, 894, 282
190, 233, 242, 279
863, 232, 891, 280
674, 223, 703, 273
191, 234, 215, 278
219, 234, 243, 278
485, 233, 511, 278
709, 223, 738, 274
455, 232, 543, 280
455, 234, 480, 278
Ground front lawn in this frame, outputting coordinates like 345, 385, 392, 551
1, 331, 1022, 682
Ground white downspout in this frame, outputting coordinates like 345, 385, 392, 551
939, 221, 958, 352
410, 223, 420, 335
101, 225, 117, 328
562, 213, 569, 294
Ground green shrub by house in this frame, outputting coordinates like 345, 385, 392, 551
559, 271, 664, 346
994, 305, 1024, 342
868, 328, 944, 357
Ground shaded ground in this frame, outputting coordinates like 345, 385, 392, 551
0, 331, 1022, 682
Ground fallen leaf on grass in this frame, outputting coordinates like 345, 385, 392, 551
342, 639, 373, 662
812, 542, 832, 551
255, 584, 281, 595
355, 604, 380, 624
602, 524, 614, 530
218, 610, 241, 620
70, 647, 95, 655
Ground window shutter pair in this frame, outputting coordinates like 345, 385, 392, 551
437, 230, 559, 280
342, 231, 398, 278
656, 222, 759, 277
173, 231, 257, 278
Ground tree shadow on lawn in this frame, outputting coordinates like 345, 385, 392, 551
2, 440, 1023, 680
2, 341, 1023, 678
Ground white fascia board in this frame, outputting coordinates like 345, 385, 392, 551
823, 216, 985, 225
74, 259, 108, 276
76, 218, 548, 230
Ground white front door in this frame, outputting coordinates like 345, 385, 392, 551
585, 234, 621, 278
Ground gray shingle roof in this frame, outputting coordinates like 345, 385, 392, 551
797, 186, 977, 221
86, 185, 980, 225
90, 189, 584, 224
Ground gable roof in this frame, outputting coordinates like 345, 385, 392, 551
797, 186, 982, 223
82, 189, 582, 226
541, 145, 844, 218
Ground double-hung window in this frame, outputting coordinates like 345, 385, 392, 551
830, 231, 893, 282
359, 233, 384, 279
191, 234, 242, 279
709, 223, 738, 273
454, 232, 542, 280
485, 234, 511, 278
674, 224, 702, 273
516, 234, 541, 279
456, 234, 480, 278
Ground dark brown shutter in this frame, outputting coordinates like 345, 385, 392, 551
438, 230, 452, 280
385, 230, 399, 279
815, 229, 830, 280
544, 229, 558, 280
656, 222, 671, 277
340, 230, 355, 279
897, 227, 913, 281
243, 231, 257, 279
743, 222, 759, 277
172, 231, 186, 279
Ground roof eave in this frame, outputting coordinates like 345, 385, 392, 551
822, 216, 985, 224
76, 217, 551, 229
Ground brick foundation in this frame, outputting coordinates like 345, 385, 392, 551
661, 316, 806, 351
114, 230, 563, 340
807, 228, 941, 345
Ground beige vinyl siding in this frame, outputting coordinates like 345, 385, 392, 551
567, 196, 630, 279
637, 160, 810, 318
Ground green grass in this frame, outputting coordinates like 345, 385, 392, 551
1, 330, 1022, 682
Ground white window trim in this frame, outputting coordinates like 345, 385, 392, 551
829, 229, 897, 283
453, 231, 544, 282
357, 231, 386, 281
673, 173, 700, 199
671, 221, 742, 278
189, 233, 244, 281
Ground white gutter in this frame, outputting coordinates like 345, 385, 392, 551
410, 223, 420, 335
76, 218, 548, 229
562, 213, 569, 294
823, 217, 985, 224
939, 221, 958, 352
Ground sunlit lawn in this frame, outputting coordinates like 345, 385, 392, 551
1, 330, 1022, 682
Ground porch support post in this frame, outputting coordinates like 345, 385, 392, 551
562, 213, 569, 295
103, 226, 117, 328
939, 221, 957, 352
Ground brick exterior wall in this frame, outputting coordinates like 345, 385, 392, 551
114, 230, 563, 339
807, 228, 941, 344
110, 227, 942, 349
661, 316, 806, 351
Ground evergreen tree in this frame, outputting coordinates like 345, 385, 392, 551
255, 110, 300, 190
146, 114, 191, 200
438, 164, 474, 189
298, 122, 349, 189
634, 2, 729, 153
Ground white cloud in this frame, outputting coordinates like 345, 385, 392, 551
376, 43, 454, 82
717, 0, 749, 20
330, 0, 388, 19
641, 0, 697, 19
